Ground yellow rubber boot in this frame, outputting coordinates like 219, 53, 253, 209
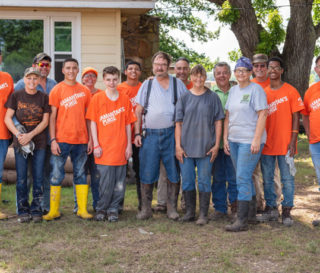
0, 183, 8, 220
43, 186, 61, 221
75, 184, 93, 220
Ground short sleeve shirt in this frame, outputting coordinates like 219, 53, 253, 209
15, 77, 57, 95
86, 91, 137, 166
225, 82, 268, 144
49, 82, 91, 144
302, 82, 320, 144
251, 77, 270, 89
5, 89, 51, 149
175, 89, 224, 157
0, 72, 14, 139
135, 75, 188, 129
262, 82, 305, 155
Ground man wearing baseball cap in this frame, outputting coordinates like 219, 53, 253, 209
14, 53, 57, 215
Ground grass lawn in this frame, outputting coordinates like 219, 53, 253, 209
1, 134, 320, 273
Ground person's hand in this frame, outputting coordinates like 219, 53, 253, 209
17, 133, 33, 146
207, 146, 219, 162
51, 140, 61, 156
250, 138, 261, 154
176, 145, 187, 163
288, 140, 296, 157
87, 138, 93, 155
125, 144, 132, 160
93, 146, 102, 158
134, 135, 142, 147
223, 139, 230, 155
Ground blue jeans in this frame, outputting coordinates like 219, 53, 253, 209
309, 142, 320, 186
211, 149, 237, 213
261, 155, 295, 207
180, 156, 212, 193
41, 145, 52, 211
0, 140, 9, 182
14, 148, 45, 216
139, 127, 179, 184
229, 142, 263, 201
50, 143, 87, 186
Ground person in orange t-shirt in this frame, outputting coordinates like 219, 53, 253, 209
43, 58, 93, 221
87, 66, 136, 222
0, 71, 14, 220
302, 56, 320, 226
117, 61, 142, 211
259, 57, 304, 227
80, 67, 103, 212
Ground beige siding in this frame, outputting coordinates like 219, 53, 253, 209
81, 10, 121, 89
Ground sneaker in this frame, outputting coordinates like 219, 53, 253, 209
94, 212, 106, 221
32, 214, 43, 223
18, 214, 31, 223
107, 212, 118, 222
256, 206, 279, 222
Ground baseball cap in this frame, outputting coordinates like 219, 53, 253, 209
24, 67, 41, 77
82, 67, 98, 78
252, 54, 268, 64
33, 53, 52, 64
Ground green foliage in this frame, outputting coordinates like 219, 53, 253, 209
217, 1, 240, 25
159, 29, 215, 70
256, 10, 285, 55
252, 0, 276, 23
228, 49, 241, 62
313, 0, 320, 26
0, 20, 43, 82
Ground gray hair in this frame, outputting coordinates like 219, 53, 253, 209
213, 62, 231, 74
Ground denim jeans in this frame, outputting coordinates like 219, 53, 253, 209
50, 143, 87, 186
309, 142, 320, 186
139, 127, 179, 184
41, 145, 52, 211
96, 164, 126, 215
14, 148, 45, 216
0, 140, 9, 182
211, 149, 237, 213
180, 156, 212, 193
261, 155, 295, 207
229, 142, 263, 201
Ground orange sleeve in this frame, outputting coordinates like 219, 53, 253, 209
301, 89, 310, 115
49, 86, 60, 108
125, 96, 137, 125
289, 86, 305, 113
85, 95, 97, 122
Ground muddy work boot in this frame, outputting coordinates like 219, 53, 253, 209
256, 206, 279, 222
282, 206, 294, 227
167, 180, 180, 221
136, 183, 154, 220
248, 196, 258, 225
153, 204, 167, 213
181, 190, 196, 222
196, 192, 211, 225
225, 201, 249, 232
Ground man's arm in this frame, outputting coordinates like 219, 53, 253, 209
207, 119, 222, 162
133, 104, 144, 147
91, 121, 102, 158
125, 124, 132, 160
288, 111, 300, 157
223, 111, 230, 155
175, 121, 186, 163
86, 119, 93, 155
302, 114, 310, 139
251, 109, 268, 154
49, 105, 61, 156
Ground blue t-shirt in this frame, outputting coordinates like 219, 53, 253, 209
225, 82, 268, 144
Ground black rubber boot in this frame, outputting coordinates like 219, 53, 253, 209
248, 196, 258, 225
225, 200, 249, 232
136, 180, 142, 211
196, 192, 211, 225
136, 183, 154, 220
181, 190, 196, 222
167, 180, 180, 220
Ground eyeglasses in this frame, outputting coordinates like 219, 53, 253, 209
83, 74, 97, 79
253, 64, 266, 68
235, 69, 249, 74
37, 62, 50, 68
268, 66, 281, 71
153, 63, 168, 67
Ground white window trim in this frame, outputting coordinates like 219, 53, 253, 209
0, 11, 81, 80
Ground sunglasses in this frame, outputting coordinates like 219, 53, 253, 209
38, 62, 50, 68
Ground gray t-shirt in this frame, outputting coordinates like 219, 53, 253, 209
135, 75, 188, 129
225, 82, 267, 144
175, 89, 225, 158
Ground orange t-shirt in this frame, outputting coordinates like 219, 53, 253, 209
86, 91, 137, 166
91, 89, 103, 97
301, 82, 320, 144
117, 82, 141, 142
186, 81, 193, 90
49, 82, 91, 144
262, 82, 305, 155
0, 72, 14, 139
251, 77, 270, 89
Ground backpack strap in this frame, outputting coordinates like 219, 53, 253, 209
143, 79, 153, 115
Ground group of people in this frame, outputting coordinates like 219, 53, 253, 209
0, 50, 320, 232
